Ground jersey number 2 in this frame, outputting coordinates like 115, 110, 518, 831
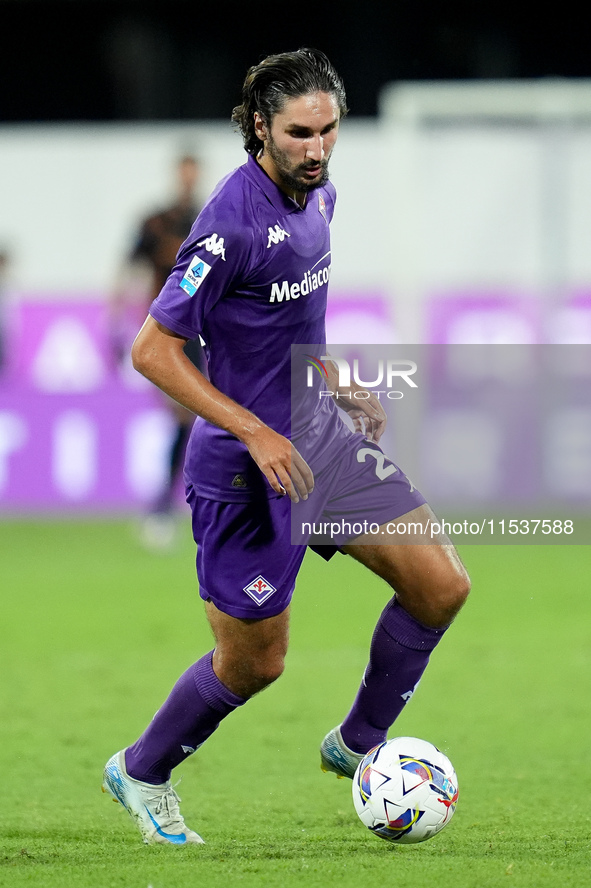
356, 448, 397, 481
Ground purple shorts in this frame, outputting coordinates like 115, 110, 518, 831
186, 433, 425, 620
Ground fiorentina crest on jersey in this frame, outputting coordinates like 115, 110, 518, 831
318, 193, 327, 222
243, 575, 277, 606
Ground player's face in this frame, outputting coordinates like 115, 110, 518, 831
255, 92, 340, 198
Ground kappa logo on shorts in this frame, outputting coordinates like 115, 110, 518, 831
243, 575, 277, 606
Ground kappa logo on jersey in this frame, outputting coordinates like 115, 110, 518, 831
180, 255, 212, 297
267, 224, 290, 248
243, 575, 277, 606
318, 193, 328, 222
196, 232, 226, 261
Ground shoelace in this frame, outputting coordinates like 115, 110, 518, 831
146, 784, 186, 829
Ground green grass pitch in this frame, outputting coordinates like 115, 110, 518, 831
1, 518, 591, 887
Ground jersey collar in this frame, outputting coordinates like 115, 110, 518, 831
242, 153, 307, 215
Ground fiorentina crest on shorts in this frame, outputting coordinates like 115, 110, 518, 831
243, 575, 277, 606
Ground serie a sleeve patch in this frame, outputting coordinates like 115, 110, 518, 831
180, 255, 213, 297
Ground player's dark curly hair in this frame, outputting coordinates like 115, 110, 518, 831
232, 48, 348, 155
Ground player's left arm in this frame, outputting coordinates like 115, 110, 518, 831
324, 358, 387, 443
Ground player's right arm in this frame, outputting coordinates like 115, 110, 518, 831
131, 316, 314, 503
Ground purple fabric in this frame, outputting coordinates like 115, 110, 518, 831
186, 431, 425, 620
149, 154, 337, 502
125, 651, 244, 784
340, 598, 447, 754
291, 434, 426, 547
187, 487, 306, 620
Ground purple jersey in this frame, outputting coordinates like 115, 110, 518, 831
150, 154, 342, 500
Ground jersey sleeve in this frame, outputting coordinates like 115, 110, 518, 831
149, 199, 253, 340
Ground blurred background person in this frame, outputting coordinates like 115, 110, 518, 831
0, 248, 10, 376
110, 154, 207, 549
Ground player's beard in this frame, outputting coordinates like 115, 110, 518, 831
265, 134, 330, 194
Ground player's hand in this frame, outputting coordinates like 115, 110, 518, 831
323, 357, 387, 442
245, 426, 314, 503
336, 392, 387, 443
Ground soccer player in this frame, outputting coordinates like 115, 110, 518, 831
102, 48, 470, 845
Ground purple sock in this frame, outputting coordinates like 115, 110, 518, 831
125, 651, 245, 784
340, 598, 447, 754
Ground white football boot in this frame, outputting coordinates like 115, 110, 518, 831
102, 750, 204, 845
320, 725, 366, 779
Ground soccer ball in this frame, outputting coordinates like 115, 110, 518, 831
352, 737, 458, 844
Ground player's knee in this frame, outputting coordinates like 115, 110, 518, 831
229, 646, 286, 697
451, 570, 471, 609
213, 640, 286, 697
404, 567, 470, 629
433, 568, 471, 624
249, 653, 286, 690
